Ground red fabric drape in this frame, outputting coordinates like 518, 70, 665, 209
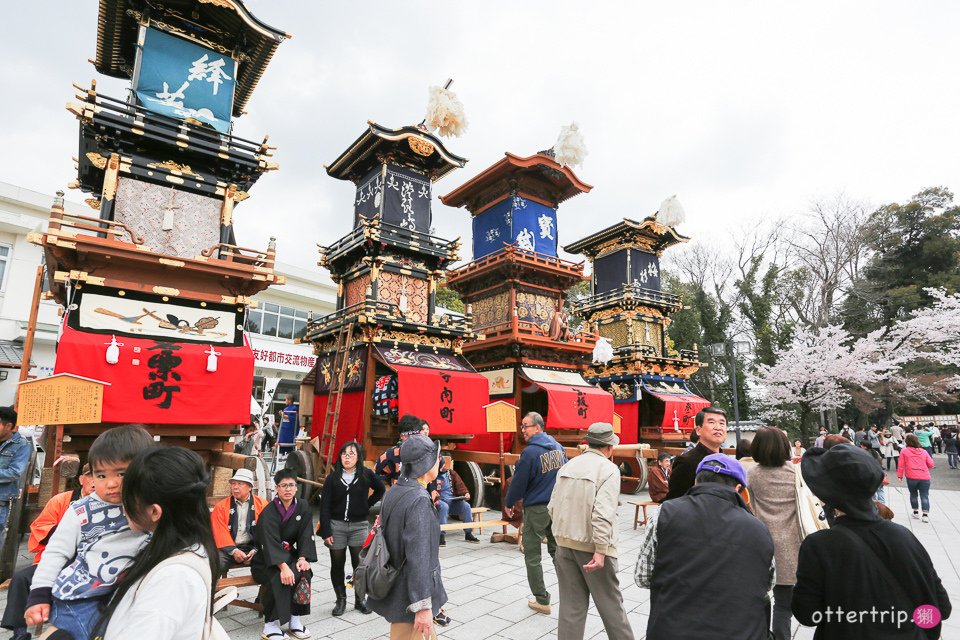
311, 391, 366, 457
615, 401, 639, 445
54, 325, 252, 424
538, 382, 614, 430
393, 365, 487, 436
649, 393, 711, 433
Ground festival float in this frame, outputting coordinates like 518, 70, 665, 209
11, 0, 289, 561
440, 133, 641, 501
564, 197, 709, 487
298, 85, 498, 501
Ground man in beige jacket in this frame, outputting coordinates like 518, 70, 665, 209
548, 423, 635, 640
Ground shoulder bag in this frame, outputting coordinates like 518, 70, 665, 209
794, 464, 829, 539
354, 491, 407, 601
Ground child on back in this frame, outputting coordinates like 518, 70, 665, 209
24, 424, 155, 639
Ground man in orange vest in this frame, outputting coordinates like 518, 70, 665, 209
211, 469, 268, 573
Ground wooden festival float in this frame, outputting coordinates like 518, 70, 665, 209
563, 209, 709, 490
298, 118, 495, 504
440, 150, 648, 502
14, 0, 289, 539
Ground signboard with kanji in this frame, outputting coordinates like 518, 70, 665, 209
17, 374, 109, 425
485, 401, 518, 433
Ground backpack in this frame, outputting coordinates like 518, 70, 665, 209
354, 494, 406, 601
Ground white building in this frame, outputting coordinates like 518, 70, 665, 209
248, 262, 336, 420
0, 181, 337, 414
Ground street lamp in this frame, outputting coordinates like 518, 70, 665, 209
705, 340, 751, 444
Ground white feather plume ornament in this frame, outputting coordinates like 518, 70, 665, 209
593, 337, 614, 365
424, 85, 468, 138
656, 195, 686, 227
553, 122, 588, 168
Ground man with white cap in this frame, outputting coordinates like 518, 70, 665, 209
211, 468, 269, 572
549, 423, 635, 640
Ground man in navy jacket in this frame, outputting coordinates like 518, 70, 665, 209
504, 412, 566, 615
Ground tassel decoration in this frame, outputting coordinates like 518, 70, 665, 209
105, 335, 123, 365
656, 195, 686, 227
205, 345, 221, 373
424, 84, 468, 138
553, 122, 588, 168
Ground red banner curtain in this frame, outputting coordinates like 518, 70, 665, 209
53, 325, 253, 424
392, 365, 488, 436
615, 401, 640, 445
648, 393, 711, 433
537, 382, 614, 430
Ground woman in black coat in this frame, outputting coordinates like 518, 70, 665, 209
318, 440, 385, 616
367, 434, 447, 639
252, 468, 318, 640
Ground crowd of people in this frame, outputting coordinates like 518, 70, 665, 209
0, 405, 954, 640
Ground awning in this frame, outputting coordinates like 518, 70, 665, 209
375, 348, 487, 435
54, 325, 253, 424
520, 367, 594, 387
647, 392, 711, 433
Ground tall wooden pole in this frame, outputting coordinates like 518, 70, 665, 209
15, 265, 45, 409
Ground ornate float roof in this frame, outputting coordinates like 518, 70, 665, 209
93, 0, 288, 117
440, 152, 593, 214
563, 217, 689, 258
325, 122, 468, 183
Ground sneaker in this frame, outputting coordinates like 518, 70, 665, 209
528, 600, 551, 615
439, 533, 446, 547
912, 511, 920, 519
922, 514, 930, 523
434, 610, 452, 626
465, 533, 480, 544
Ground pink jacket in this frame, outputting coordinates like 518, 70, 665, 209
898, 446, 934, 481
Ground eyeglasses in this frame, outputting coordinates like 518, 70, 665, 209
277, 483, 298, 489
520, 422, 535, 429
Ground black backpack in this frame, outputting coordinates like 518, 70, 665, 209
354, 492, 406, 601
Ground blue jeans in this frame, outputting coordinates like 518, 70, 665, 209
923, 447, 934, 458
0, 503, 9, 551
437, 498, 473, 535
50, 596, 104, 640
907, 478, 931, 513
947, 453, 958, 468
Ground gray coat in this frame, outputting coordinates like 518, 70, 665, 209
367, 476, 447, 623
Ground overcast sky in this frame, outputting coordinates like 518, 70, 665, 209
3, 2, 959, 274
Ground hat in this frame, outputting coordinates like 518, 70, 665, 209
585, 422, 619, 447
801, 444, 882, 521
400, 434, 440, 479
696, 453, 748, 487
230, 469, 255, 486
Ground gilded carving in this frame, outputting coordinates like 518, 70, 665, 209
516, 291, 555, 324
600, 320, 629, 348
376, 329, 452, 350
407, 137, 435, 157
472, 291, 510, 329
378, 271, 428, 323
84, 198, 101, 210
147, 159, 199, 177
85, 152, 107, 170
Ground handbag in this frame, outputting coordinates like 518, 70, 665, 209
293, 572, 312, 605
354, 493, 407, 601
794, 464, 829, 539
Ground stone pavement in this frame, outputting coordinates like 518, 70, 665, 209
3, 486, 958, 639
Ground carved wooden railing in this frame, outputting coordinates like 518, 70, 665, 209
47, 207, 144, 245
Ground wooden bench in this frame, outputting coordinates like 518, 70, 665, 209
629, 500, 660, 529
440, 506, 509, 533
216, 574, 263, 613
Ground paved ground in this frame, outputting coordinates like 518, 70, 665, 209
886, 450, 960, 492
4, 482, 959, 639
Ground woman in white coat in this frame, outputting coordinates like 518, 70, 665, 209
95, 446, 222, 640
882, 430, 900, 472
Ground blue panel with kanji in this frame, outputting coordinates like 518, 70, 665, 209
133, 27, 237, 133
510, 197, 557, 257
472, 198, 512, 259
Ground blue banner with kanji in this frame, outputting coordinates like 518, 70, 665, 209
134, 27, 236, 133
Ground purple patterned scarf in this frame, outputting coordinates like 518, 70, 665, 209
274, 496, 297, 524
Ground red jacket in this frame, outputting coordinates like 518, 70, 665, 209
898, 447, 934, 481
